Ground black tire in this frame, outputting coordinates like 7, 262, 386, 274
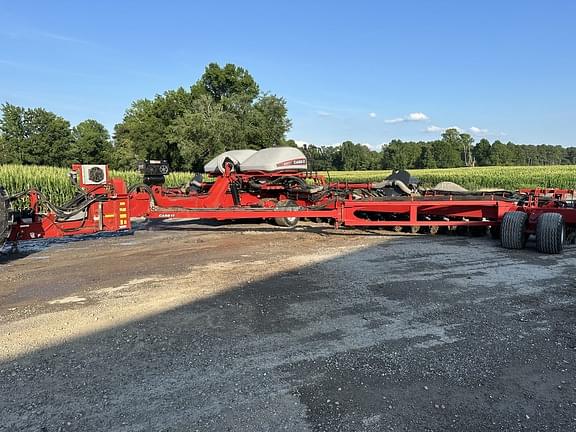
500, 211, 528, 250
536, 212, 565, 254
274, 200, 299, 228
0, 186, 10, 248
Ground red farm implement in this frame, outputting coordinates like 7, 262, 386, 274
1, 148, 575, 254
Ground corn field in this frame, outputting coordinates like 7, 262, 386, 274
0, 165, 192, 205
325, 166, 576, 190
0, 164, 575, 206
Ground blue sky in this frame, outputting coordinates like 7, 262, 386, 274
1, 0, 574, 148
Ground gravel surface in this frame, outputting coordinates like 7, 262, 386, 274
1, 222, 575, 431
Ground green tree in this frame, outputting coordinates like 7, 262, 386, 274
169, 95, 240, 171
489, 140, 513, 165
0, 135, 7, 164
191, 63, 259, 103
419, 145, 437, 168
247, 94, 292, 148
114, 63, 291, 170
381, 140, 422, 169
432, 141, 461, 168
460, 133, 475, 166
113, 88, 193, 169
474, 138, 492, 166
0, 103, 73, 166
440, 128, 472, 167
24, 108, 73, 166
0, 103, 26, 163
337, 141, 378, 170
283, 139, 298, 148
70, 120, 112, 163
302, 144, 340, 170
566, 147, 576, 164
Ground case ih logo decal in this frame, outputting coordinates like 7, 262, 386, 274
276, 158, 307, 167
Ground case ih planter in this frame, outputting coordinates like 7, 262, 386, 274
1, 147, 575, 254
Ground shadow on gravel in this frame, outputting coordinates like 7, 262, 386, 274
139, 218, 388, 237
1, 235, 576, 431
0, 221, 389, 265
0, 230, 135, 265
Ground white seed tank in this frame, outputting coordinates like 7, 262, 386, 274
204, 147, 308, 173
204, 149, 257, 174
239, 147, 307, 172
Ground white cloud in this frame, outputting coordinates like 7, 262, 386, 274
424, 125, 462, 133
293, 140, 309, 148
360, 142, 377, 150
425, 125, 443, 133
407, 112, 429, 121
316, 111, 332, 117
469, 126, 488, 135
368, 112, 377, 118
384, 117, 404, 124
384, 112, 429, 124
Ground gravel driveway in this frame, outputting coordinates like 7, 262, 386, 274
1, 223, 575, 431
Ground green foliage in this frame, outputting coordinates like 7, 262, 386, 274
169, 95, 238, 171
113, 88, 193, 169
490, 140, 513, 165
337, 141, 378, 170
0, 103, 73, 166
70, 120, 112, 164
432, 139, 462, 168
249, 94, 292, 149
301, 144, 340, 170
302, 142, 380, 171
419, 145, 437, 168
381, 140, 421, 169
474, 138, 492, 165
0, 135, 8, 164
113, 63, 290, 171
0, 104, 26, 164
191, 63, 259, 102
374, 132, 573, 171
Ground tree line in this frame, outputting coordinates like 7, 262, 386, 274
1, 62, 574, 172
302, 130, 576, 171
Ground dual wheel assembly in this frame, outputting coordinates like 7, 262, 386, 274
501, 211, 565, 254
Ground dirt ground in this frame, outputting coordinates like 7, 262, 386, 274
1, 221, 575, 431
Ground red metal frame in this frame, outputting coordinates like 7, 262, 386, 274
7, 167, 131, 242
5, 164, 576, 245
516, 188, 576, 233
